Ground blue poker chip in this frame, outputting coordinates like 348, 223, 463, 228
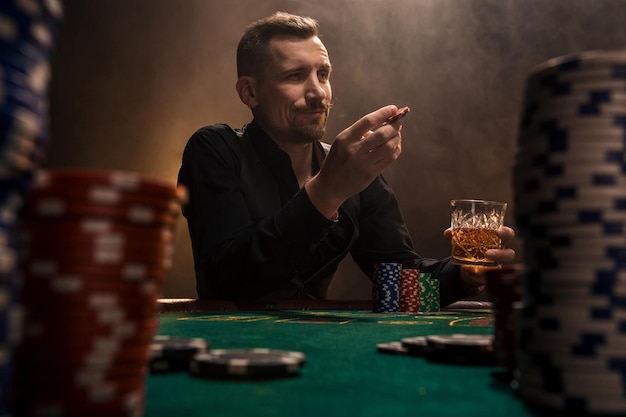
0, 0, 64, 22
518, 324, 626, 355
0, 84, 47, 115
520, 350, 626, 373
523, 267, 626, 289
527, 244, 626, 264
0, 2, 62, 51
521, 298, 626, 319
517, 209, 626, 230
519, 367, 626, 398
0, 41, 50, 70
522, 98, 626, 126
524, 221, 626, 238
520, 386, 626, 415
528, 234, 626, 250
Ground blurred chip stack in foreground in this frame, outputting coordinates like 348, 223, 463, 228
514, 50, 626, 415
12, 169, 185, 417
0, 0, 62, 415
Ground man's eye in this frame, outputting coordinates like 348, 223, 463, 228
318, 71, 330, 82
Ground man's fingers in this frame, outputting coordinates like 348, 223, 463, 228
343, 105, 399, 140
496, 226, 515, 243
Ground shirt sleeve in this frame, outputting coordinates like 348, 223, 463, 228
348, 174, 466, 307
177, 125, 337, 300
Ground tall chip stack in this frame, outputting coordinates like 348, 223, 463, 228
0, 1, 62, 415
11, 169, 186, 417
513, 50, 626, 415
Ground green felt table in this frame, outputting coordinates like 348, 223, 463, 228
145, 300, 535, 417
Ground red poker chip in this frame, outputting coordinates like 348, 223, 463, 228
13, 402, 146, 417
22, 278, 162, 298
23, 244, 173, 266
21, 294, 161, 313
20, 200, 180, 227
13, 394, 147, 416
23, 235, 174, 257
23, 220, 175, 238
21, 280, 163, 301
21, 311, 160, 327
11, 376, 149, 400
12, 364, 149, 383
21, 318, 159, 341
14, 352, 152, 371
15, 342, 152, 363
20, 218, 176, 240
12, 383, 147, 412
23, 192, 182, 217
21, 275, 163, 295
22, 301, 160, 319
15, 342, 153, 361
25, 184, 183, 211
24, 259, 167, 282
18, 323, 156, 341
16, 370, 147, 389
25, 267, 169, 283
23, 229, 174, 245
24, 258, 170, 279
21, 298, 160, 318
21, 287, 162, 307
12, 389, 147, 417
31, 169, 183, 199
22, 309, 159, 326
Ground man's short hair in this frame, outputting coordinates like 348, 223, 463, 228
236, 12, 319, 78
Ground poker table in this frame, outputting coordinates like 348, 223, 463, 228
144, 299, 536, 417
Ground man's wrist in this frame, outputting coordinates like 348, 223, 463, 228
304, 177, 343, 221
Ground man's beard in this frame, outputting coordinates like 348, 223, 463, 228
292, 116, 327, 143
290, 102, 331, 143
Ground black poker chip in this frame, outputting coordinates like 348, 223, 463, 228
425, 334, 497, 366
189, 348, 306, 380
376, 341, 409, 356
400, 336, 430, 356
149, 335, 209, 373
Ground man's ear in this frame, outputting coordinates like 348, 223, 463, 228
236, 76, 258, 109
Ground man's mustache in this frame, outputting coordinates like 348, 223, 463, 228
292, 99, 336, 113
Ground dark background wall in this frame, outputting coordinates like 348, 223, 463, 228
46, 0, 626, 299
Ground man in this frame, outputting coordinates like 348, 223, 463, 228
178, 12, 515, 305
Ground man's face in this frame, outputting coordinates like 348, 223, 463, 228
250, 36, 332, 145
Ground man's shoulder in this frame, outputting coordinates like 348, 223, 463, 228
192, 123, 242, 141
185, 123, 246, 154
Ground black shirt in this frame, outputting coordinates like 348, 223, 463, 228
178, 120, 465, 305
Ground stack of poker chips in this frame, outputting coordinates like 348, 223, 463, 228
0, 1, 62, 415
513, 50, 626, 414
417, 272, 439, 313
11, 169, 185, 417
373, 263, 439, 313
